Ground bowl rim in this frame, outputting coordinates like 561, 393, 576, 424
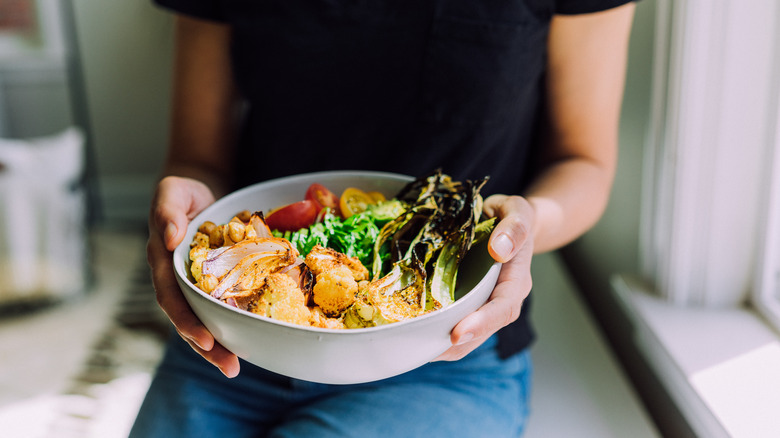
173, 170, 501, 335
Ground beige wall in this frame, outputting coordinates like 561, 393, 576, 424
72, 0, 174, 225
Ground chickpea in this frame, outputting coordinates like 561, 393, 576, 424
219, 224, 231, 245
198, 221, 223, 247
198, 221, 217, 235
236, 210, 252, 223
199, 274, 218, 293
210, 232, 224, 248
227, 220, 246, 243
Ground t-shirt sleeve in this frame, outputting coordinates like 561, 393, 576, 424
153, 0, 227, 22
555, 0, 636, 15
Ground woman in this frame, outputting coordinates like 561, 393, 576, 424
133, 1, 636, 437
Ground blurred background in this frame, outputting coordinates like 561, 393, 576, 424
0, 2, 179, 436
0, 0, 173, 304
6, 1, 776, 437
0, 0, 172, 229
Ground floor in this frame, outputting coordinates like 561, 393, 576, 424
524, 254, 658, 437
0, 230, 163, 438
0, 229, 659, 437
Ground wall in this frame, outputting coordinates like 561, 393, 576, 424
0, 1, 172, 227
0, 0, 71, 138
0, 66, 72, 138
71, 0, 174, 227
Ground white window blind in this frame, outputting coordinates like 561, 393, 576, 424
640, 0, 780, 309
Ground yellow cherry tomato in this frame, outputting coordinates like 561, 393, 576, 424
340, 187, 375, 218
366, 191, 386, 203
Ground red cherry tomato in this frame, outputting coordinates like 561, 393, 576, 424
265, 200, 319, 232
305, 183, 341, 216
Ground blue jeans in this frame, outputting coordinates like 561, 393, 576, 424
130, 333, 532, 438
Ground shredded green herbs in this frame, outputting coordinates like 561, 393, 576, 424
272, 201, 405, 277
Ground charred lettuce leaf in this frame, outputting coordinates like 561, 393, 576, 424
347, 170, 496, 327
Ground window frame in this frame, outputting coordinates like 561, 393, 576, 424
754, 100, 780, 331
639, 0, 780, 325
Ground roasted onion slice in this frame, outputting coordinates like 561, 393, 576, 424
202, 237, 297, 280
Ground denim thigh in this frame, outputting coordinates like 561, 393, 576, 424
130, 333, 532, 438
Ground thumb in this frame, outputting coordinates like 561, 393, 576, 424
484, 196, 536, 263
488, 216, 530, 263
164, 221, 183, 251
150, 176, 214, 252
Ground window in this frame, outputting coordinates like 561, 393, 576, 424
612, 2, 780, 436
754, 107, 780, 330
639, 0, 780, 324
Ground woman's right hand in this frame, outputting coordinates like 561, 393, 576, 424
147, 175, 241, 377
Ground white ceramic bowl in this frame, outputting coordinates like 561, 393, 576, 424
173, 171, 501, 384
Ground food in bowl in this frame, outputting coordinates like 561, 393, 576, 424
186, 170, 496, 330
173, 171, 502, 383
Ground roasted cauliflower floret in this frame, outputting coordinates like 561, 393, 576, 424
343, 264, 428, 328
246, 273, 311, 326
191, 231, 210, 249
189, 245, 209, 282
343, 288, 423, 328
312, 265, 358, 316
309, 306, 345, 329
304, 245, 369, 281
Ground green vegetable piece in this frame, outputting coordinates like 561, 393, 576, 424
429, 242, 460, 307
365, 200, 408, 223
279, 171, 496, 327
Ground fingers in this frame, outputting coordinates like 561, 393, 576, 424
146, 176, 232, 373
147, 233, 216, 349
435, 252, 532, 361
180, 331, 241, 378
435, 194, 536, 361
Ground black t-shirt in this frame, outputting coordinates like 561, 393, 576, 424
153, 0, 633, 358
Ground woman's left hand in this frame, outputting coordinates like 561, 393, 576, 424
434, 194, 536, 361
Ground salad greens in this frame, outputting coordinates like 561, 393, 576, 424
275, 170, 496, 328
273, 200, 406, 276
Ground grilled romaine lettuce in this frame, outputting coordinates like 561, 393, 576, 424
345, 170, 496, 328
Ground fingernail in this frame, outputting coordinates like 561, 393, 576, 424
456, 332, 474, 345
165, 222, 178, 242
492, 233, 513, 260
190, 337, 205, 351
